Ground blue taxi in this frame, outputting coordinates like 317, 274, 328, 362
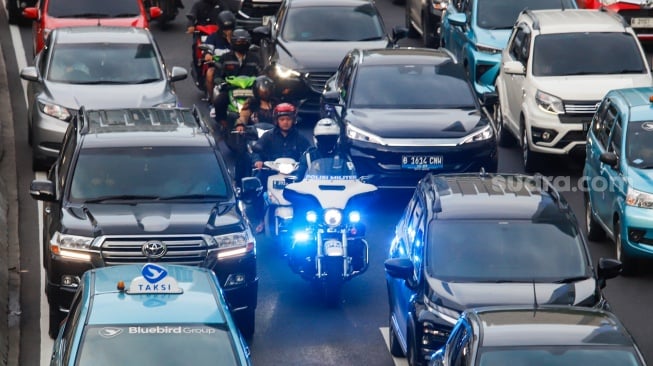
50, 264, 252, 366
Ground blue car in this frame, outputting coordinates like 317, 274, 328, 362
50, 264, 252, 366
584, 86, 653, 275
440, 0, 576, 97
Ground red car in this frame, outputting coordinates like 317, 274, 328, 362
576, 0, 653, 41
23, 0, 162, 56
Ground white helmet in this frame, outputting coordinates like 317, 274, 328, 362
313, 118, 340, 153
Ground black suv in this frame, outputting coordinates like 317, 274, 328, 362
384, 172, 623, 366
30, 107, 261, 339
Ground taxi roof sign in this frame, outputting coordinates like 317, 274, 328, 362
126, 263, 183, 295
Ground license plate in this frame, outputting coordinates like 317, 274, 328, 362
262, 16, 272, 26
232, 89, 254, 98
200, 35, 208, 42
324, 239, 343, 257
401, 155, 444, 170
272, 179, 286, 190
631, 17, 653, 28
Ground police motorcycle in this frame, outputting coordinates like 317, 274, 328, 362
282, 155, 377, 306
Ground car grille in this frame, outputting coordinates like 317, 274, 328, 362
306, 72, 334, 93
240, 0, 281, 18
100, 236, 208, 266
559, 100, 599, 123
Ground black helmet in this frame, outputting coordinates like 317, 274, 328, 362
253, 75, 274, 101
217, 10, 236, 31
232, 28, 251, 53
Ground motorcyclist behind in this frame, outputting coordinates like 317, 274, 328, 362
203, 10, 236, 101
250, 103, 311, 234
212, 28, 262, 132
186, 0, 222, 33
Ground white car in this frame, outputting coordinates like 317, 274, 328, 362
494, 9, 652, 172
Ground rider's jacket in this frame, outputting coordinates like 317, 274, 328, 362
251, 127, 311, 164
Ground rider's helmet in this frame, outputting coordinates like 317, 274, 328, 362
313, 118, 340, 154
253, 75, 274, 102
216, 10, 236, 32
273, 103, 297, 124
232, 28, 252, 54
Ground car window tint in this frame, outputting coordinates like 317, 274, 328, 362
351, 63, 476, 109
68, 146, 228, 201
609, 118, 622, 155
590, 99, 610, 146
598, 106, 617, 148
282, 5, 384, 42
427, 220, 588, 281
532, 33, 645, 77
626, 121, 653, 169
48, 43, 161, 84
476, 0, 575, 30
47, 0, 140, 18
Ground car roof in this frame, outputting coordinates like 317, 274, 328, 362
287, 0, 374, 7
422, 173, 568, 220
527, 9, 628, 34
471, 306, 634, 348
53, 26, 153, 44
358, 48, 456, 66
610, 87, 653, 121
83, 265, 229, 325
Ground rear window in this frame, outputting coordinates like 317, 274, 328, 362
532, 32, 646, 77
47, 0, 140, 18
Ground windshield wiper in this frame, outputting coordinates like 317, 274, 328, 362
307, 38, 347, 42
357, 36, 383, 41
553, 276, 590, 284
160, 194, 228, 200
70, 80, 129, 85
130, 78, 161, 84
84, 195, 161, 203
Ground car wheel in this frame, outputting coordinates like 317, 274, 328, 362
48, 300, 65, 339
32, 151, 51, 172
236, 307, 255, 340
585, 195, 605, 241
494, 98, 515, 147
422, 14, 437, 48
389, 313, 404, 357
521, 122, 540, 173
615, 219, 638, 276
405, 5, 419, 38
406, 326, 424, 366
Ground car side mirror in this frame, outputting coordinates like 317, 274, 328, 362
391, 25, 408, 46
384, 258, 413, 279
322, 90, 341, 105
20, 66, 39, 82
447, 12, 467, 27
253, 25, 271, 39
480, 92, 498, 108
149, 6, 162, 19
169, 66, 188, 82
599, 152, 619, 169
30, 179, 56, 202
22, 7, 38, 20
597, 257, 622, 288
503, 60, 525, 75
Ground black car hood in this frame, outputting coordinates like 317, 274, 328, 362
276, 39, 389, 71
426, 277, 598, 311
347, 108, 484, 139
42, 81, 175, 109
62, 202, 244, 236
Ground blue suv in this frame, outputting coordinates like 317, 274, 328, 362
584, 86, 653, 275
440, 0, 576, 96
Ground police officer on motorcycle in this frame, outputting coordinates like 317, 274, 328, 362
296, 118, 351, 180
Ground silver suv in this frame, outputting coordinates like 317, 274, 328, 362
494, 9, 652, 172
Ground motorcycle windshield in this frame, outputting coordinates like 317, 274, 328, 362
304, 156, 357, 181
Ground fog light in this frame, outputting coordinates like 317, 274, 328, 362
224, 274, 246, 287
628, 229, 646, 243
542, 131, 552, 141
61, 275, 80, 288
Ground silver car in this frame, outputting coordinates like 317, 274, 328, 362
20, 26, 187, 170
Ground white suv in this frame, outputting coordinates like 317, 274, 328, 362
494, 9, 652, 172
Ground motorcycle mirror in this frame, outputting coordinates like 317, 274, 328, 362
241, 177, 263, 200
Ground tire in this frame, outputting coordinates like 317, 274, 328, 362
32, 151, 50, 172
615, 219, 638, 276
320, 257, 343, 307
585, 196, 605, 241
494, 97, 515, 147
48, 301, 65, 339
406, 325, 423, 366
405, 5, 419, 38
389, 314, 404, 357
236, 307, 256, 340
422, 14, 437, 48
521, 122, 540, 173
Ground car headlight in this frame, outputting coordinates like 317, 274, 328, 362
460, 124, 494, 144
213, 231, 255, 259
324, 209, 342, 227
346, 124, 385, 145
38, 101, 72, 121
626, 187, 653, 209
50, 232, 93, 261
424, 296, 459, 326
274, 63, 301, 78
535, 90, 564, 114
475, 43, 501, 54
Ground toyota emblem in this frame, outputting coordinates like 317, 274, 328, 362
142, 241, 167, 259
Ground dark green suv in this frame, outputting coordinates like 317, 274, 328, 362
30, 107, 261, 339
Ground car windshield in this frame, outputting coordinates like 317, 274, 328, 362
69, 146, 229, 202
476, 0, 575, 29
47, 0, 140, 18
350, 62, 476, 109
75, 324, 242, 366
281, 4, 385, 42
626, 121, 653, 169
426, 220, 588, 282
48, 43, 162, 84
478, 346, 643, 366
532, 33, 646, 77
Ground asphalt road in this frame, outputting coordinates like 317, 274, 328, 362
3, 1, 653, 365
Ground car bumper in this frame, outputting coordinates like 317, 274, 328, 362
622, 206, 653, 259
524, 104, 591, 155
350, 139, 498, 189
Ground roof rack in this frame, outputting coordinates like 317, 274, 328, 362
76, 106, 209, 135
532, 173, 569, 211
522, 9, 540, 30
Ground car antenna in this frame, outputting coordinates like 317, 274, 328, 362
532, 279, 538, 317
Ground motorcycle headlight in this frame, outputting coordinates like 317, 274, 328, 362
278, 163, 297, 175
50, 232, 93, 261
346, 124, 384, 145
535, 90, 564, 114
626, 187, 653, 209
274, 63, 301, 79
306, 210, 318, 223
474, 43, 501, 55
39, 101, 72, 122
460, 125, 494, 145
213, 231, 255, 259
348, 211, 360, 223
324, 209, 342, 227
